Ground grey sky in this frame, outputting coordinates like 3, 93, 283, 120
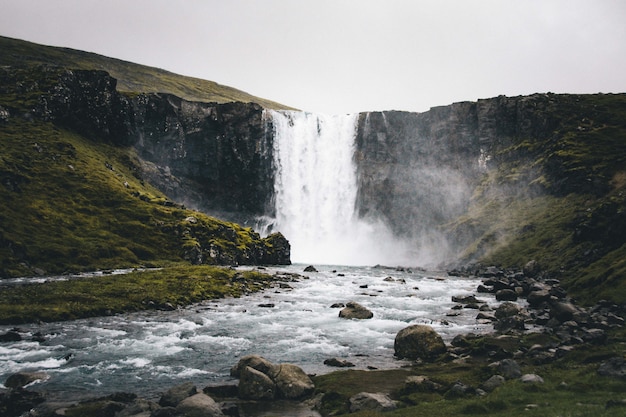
1, 0, 625, 114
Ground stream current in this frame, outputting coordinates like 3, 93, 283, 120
0, 264, 496, 402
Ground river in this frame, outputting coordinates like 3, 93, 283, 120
0, 264, 495, 402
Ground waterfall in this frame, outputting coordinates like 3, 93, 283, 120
266, 110, 412, 266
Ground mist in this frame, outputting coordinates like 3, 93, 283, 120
263, 110, 476, 267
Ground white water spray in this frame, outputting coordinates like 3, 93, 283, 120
267, 110, 412, 266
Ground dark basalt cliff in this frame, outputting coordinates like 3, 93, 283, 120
36, 68, 273, 222
355, 93, 626, 259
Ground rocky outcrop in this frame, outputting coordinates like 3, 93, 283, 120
30, 67, 273, 223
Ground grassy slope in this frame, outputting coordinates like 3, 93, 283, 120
0, 36, 294, 110
450, 93, 626, 304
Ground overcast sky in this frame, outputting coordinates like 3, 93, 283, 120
1, 0, 625, 114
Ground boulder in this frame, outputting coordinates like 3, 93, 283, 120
324, 358, 355, 367
238, 366, 276, 400
4, 371, 49, 388
394, 325, 447, 361
498, 359, 522, 379
176, 393, 224, 417
598, 357, 626, 378
268, 363, 315, 399
520, 374, 544, 384
550, 301, 578, 322
349, 392, 397, 413
481, 375, 505, 392
494, 302, 521, 319
230, 355, 276, 378
339, 301, 373, 319
495, 289, 518, 301
523, 260, 540, 277
303, 265, 318, 272
0, 331, 22, 342
0, 388, 46, 417
159, 382, 197, 407
527, 289, 551, 306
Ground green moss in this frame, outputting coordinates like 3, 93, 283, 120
0, 264, 278, 324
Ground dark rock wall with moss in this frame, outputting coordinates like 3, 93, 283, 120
33, 68, 274, 222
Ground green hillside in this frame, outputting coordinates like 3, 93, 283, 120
0, 65, 288, 278
0, 36, 293, 110
449, 93, 626, 304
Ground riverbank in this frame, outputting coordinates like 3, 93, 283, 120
0, 264, 301, 324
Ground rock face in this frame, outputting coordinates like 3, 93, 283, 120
34, 68, 273, 224
394, 324, 447, 361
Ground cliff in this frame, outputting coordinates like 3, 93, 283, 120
355, 94, 626, 303
0, 65, 289, 277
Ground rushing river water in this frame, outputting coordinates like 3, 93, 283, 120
0, 264, 496, 402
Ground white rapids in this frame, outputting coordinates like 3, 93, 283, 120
0, 265, 498, 401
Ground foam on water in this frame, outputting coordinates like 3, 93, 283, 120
0, 265, 497, 400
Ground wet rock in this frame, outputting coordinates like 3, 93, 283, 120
159, 382, 197, 407
176, 393, 224, 417
452, 295, 482, 304
494, 302, 521, 319
349, 392, 397, 413
303, 265, 318, 272
268, 363, 315, 399
496, 289, 518, 301
330, 303, 345, 308
230, 355, 276, 378
339, 301, 373, 319
527, 289, 551, 307
394, 324, 447, 361
5, 371, 49, 388
0, 331, 22, 342
324, 358, 355, 367
238, 366, 276, 400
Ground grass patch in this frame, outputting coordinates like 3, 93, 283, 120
314, 328, 626, 416
0, 35, 294, 110
0, 264, 277, 324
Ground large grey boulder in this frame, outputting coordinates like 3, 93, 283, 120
349, 392, 397, 413
269, 363, 315, 399
230, 354, 277, 378
176, 393, 224, 417
394, 324, 447, 361
339, 301, 373, 319
238, 366, 276, 400
232, 355, 315, 401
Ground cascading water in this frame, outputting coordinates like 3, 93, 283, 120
266, 110, 412, 266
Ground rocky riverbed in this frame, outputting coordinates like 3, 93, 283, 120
2, 261, 625, 416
